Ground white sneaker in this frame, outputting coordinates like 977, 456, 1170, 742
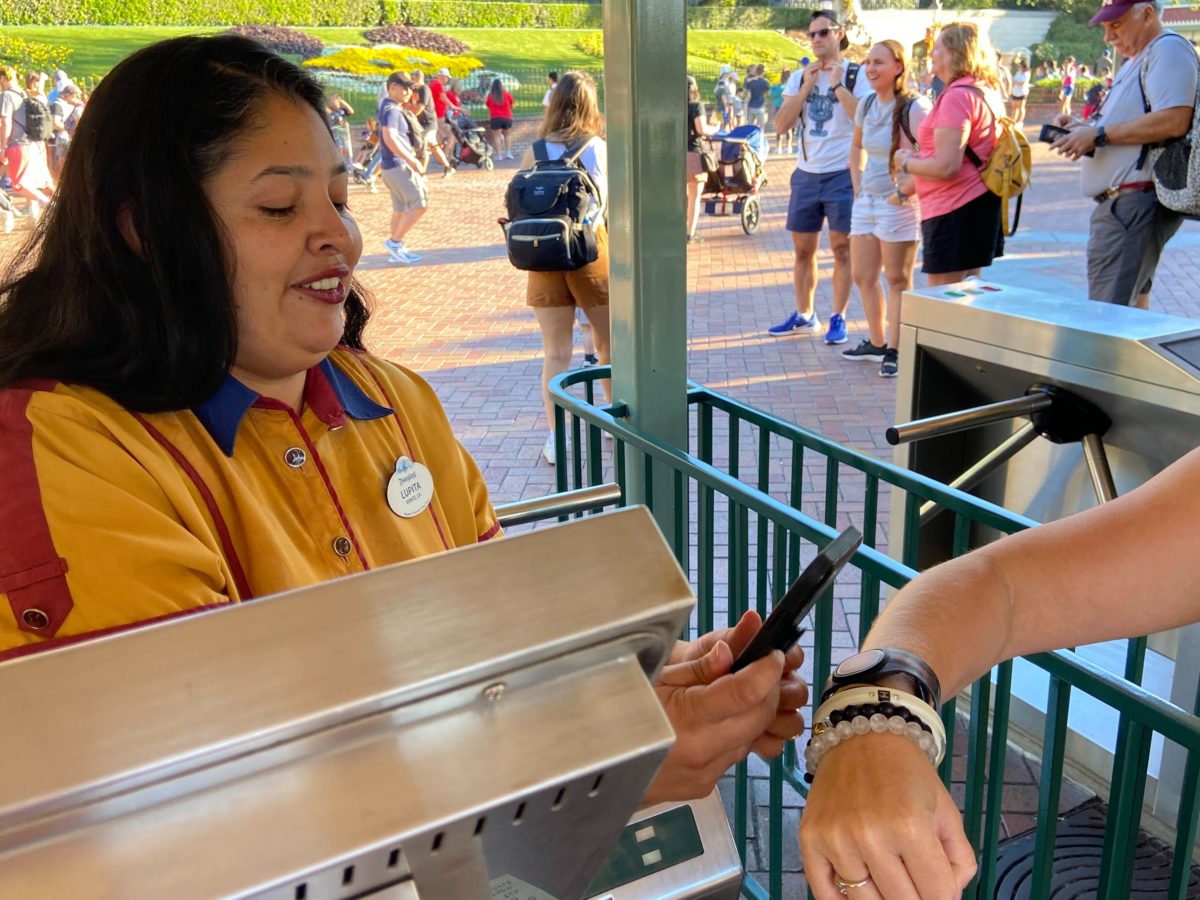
387, 247, 420, 265
2, 208, 12, 234
541, 433, 556, 466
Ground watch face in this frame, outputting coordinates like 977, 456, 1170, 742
835, 648, 885, 678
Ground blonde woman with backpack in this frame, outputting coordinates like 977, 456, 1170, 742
516, 71, 610, 466
892, 22, 1005, 285
844, 40, 931, 379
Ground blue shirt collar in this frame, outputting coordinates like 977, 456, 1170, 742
194, 357, 393, 456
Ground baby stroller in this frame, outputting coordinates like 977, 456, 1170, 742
700, 124, 768, 234
448, 111, 495, 171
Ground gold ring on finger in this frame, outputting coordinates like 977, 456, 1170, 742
833, 872, 872, 894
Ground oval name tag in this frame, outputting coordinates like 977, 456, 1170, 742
386, 456, 435, 518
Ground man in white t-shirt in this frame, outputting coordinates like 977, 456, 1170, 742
768, 11, 871, 345
1051, 0, 1197, 308
542, 71, 557, 109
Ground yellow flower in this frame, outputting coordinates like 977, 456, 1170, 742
303, 47, 484, 79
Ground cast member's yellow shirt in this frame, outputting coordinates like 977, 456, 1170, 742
0, 348, 500, 659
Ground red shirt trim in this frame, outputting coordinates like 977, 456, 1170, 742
0, 602, 231, 663
0, 386, 74, 637
132, 413, 255, 599
354, 358, 452, 552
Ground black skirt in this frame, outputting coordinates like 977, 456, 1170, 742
921, 190, 1004, 275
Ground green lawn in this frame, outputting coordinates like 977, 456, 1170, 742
6, 26, 222, 81
5, 25, 807, 84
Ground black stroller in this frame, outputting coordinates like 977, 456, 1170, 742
700, 124, 768, 234
448, 111, 495, 171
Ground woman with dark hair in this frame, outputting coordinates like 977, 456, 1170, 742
0, 36, 474, 618
893, 22, 1005, 285
484, 77, 514, 160
845, 40, 930, 379
0, 36, 807, 810
516, 71, 610, 467
1011, 57, 1029, 130
686, 74, 719, 241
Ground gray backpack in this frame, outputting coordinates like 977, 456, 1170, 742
1137, 32, 1200, 218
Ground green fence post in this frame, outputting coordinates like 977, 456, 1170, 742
603, 0, 688, 551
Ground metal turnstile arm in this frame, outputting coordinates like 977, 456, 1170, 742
1081, 433, 1118, 504
886, 391, 1053, 446
918, 423, 1041, 527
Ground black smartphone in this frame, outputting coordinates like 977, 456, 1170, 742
729, 526, 863, 673
1039, 123, 1071, 143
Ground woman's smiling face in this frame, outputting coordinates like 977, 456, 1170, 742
202, 93, 362, 398
864, 44, 903, 94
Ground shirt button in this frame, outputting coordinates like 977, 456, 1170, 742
284, 447, 307, 468
332, 536, 353, 557
22, 609, 50, 630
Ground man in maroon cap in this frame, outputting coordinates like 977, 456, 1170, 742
1050, 0, 1196, 308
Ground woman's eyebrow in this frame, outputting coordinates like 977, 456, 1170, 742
251, 162, 347, 182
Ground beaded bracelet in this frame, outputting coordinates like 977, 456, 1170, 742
804, 685, 947, 782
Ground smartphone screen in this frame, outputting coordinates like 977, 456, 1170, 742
729, 527, 862, 673
1039, 123, 1071, 143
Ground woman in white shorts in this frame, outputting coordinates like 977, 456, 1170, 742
844, 40, 931, 377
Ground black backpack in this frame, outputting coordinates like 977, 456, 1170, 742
20, 96, 52, 142
501, 138, 603, 272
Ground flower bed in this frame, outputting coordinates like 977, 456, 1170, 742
0, 34, 71, 74
224, 25, 324, 60
302, 45, 484, 79
362, 25, 469, 55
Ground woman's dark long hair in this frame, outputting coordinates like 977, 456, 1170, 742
0, 34, 372, 411
489, 78, 504, 105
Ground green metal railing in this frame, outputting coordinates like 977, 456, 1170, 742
549, 366, 1200, 899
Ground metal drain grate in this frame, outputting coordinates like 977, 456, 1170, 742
992, 799, 1200, 898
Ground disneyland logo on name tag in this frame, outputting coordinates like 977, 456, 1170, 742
386, 455, 434, 518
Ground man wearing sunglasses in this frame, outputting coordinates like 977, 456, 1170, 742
1049, 0, 1196, 309
768, 11, 870, 347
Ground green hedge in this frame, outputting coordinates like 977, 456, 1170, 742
686, 6, 807, 30
1, 0, 808, 30
0, 0, 378, 26
382, 0, 601, 28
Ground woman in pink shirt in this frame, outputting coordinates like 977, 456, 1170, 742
893, 22, 1004, 285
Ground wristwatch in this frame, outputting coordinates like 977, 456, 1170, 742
1094, 125, 1109, 148
821, 647, 942, 709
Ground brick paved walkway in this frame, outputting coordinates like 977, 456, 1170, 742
3, 132, 1195, 897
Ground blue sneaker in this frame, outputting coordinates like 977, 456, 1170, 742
824, 313, 848, 345
767, 310, 820, 336
385, 238, 402, 251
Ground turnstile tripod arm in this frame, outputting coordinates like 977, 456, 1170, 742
886, 391, 1054, 446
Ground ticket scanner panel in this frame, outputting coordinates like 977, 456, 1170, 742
0, 508, 739, 899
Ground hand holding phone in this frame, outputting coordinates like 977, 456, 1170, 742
730, 527, 863, 673
1039, 123, 1071, 144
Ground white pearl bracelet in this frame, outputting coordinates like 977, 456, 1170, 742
804, 684, 947, 780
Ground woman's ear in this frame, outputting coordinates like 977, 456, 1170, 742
116, 202, 143, 257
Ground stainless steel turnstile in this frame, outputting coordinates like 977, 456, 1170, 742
0, 507, 739, 899
889, 282, 1200, 832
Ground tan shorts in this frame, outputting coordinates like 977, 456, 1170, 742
526, 224, 610, 308
686, 151, 706, 181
